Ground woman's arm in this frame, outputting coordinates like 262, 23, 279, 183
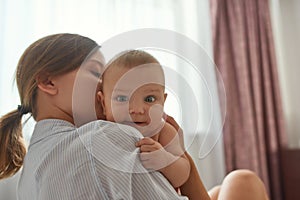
180, 153, 211, 200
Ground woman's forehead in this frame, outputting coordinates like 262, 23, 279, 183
88, 50, 105, 67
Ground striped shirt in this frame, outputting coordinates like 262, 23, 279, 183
17, 119, 188, 200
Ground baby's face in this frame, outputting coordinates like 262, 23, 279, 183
102, 65, 166, 136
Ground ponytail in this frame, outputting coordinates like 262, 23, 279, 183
0, 109, 27, 179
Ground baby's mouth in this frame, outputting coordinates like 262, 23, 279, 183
133, 122, 148, 126
123, 121, 149, 127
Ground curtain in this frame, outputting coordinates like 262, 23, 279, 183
210, 0, 288, 199
0, 0, 225, 199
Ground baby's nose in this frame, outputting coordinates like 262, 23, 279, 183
129, 100, 146, 114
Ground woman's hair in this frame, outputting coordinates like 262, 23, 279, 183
0, 33, 99, 179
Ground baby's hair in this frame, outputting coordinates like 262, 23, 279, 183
106, 49, 159, 69
0, 33, 99, 179
102, 49, 165, 90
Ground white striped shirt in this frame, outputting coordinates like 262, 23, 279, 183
17, 119, 188, 200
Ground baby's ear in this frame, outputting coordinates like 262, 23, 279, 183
163, 93, 168, 103
36, 74, 58, 95
97, 91, 106, 115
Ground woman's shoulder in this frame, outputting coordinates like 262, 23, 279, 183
78, 120, 143, 151
78, 120, 146, 174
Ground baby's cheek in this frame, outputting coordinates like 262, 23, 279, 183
111, 104, 130, 122
148, 104, 164, 122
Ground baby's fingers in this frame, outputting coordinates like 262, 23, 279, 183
135, 137, 155, 147
139, 152, 169, 171
139, 144, 160, 152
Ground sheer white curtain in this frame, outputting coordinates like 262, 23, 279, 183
0, 0, 225, 198
270, 0, 300, 149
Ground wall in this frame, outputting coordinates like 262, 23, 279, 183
270, 0, 300, 148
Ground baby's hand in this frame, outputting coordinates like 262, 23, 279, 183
136, 137, 163, 152
135, 137, 173, 171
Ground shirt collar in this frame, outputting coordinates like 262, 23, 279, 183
29, 119, 75, 146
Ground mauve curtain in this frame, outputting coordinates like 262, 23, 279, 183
210, 0, 288, 199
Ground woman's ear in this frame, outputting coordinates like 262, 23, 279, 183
36, 74, 58, 95
97, 91, 106, 115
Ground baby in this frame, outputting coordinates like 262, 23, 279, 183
98, 50, 190, 189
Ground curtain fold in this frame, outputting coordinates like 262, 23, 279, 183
210, 0, 288, 199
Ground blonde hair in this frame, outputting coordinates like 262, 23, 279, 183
102, 49, 164, 90
0, 33, 99, 179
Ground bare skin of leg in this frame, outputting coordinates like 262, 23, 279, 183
179, 153, 269, 200
209, 170, 269, 200
208, 186, 221, 200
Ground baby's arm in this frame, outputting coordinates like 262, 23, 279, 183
158, 123, 191, 187
136, 123, 190, 188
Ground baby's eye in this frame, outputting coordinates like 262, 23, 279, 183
144, 96, 156, 103
116, 95, 128, 102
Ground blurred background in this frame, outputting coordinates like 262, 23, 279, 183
0, 0, 299, 200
